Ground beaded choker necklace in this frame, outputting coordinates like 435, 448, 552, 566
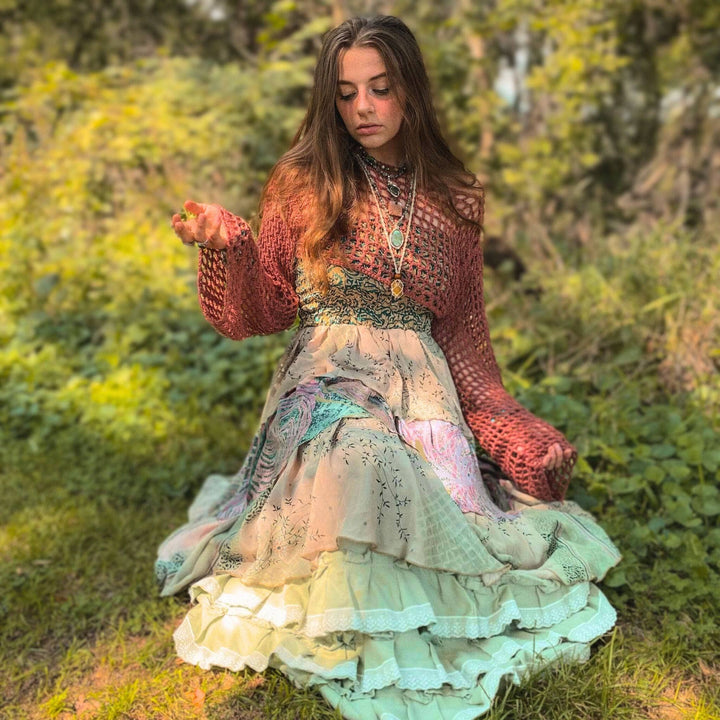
356, 146, 408, 199
356, 152, 417, 300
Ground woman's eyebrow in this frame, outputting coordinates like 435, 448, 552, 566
338, 72, 388, 85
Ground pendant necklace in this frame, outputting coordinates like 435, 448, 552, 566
357, 154, 417, 300
357, 146, 408, 200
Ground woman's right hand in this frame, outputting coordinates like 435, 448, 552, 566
171, 200, 229, 250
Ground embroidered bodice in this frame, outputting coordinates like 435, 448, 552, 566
297, 264, 433, 335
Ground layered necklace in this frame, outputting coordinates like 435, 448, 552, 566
356, 149, 417, 300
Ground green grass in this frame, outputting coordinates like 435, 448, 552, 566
2, 429, 719, 720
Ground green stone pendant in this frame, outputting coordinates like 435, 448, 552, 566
390, 228, 404, 249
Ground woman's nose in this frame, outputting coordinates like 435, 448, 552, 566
356, 88, 374, 115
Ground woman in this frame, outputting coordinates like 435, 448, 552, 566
158, 15, 621, 719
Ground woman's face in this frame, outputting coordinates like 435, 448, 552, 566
335, 46, 405, 166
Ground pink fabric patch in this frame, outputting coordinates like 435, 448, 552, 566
397, 418, 500, 516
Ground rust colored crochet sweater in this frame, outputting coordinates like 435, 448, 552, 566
196, 166, 576, 501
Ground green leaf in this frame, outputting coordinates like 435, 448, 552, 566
650, 443, 676, 459
661, 459, 692, 482
643, 464, 665, 484
691, 486, 720, 517
702, 449, 720, 473
603, 567, 627, 588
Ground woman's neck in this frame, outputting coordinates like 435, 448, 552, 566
356, 144, 407, 174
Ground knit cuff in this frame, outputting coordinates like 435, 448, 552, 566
218, 207, 252, 251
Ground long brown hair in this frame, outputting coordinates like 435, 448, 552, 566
263, 15, 481, 288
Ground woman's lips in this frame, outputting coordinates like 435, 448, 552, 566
356, 125, 382, 135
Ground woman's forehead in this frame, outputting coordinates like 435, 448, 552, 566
337, 46, 387, 84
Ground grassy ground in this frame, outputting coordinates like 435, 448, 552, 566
2, 428, 719, 720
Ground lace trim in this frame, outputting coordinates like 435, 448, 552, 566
174, 590, 617, 699
218, 598, 436, 637
174, 613, 358, 678
567, 590, 617, 643
173, 614, 270, 673
432, 581, 590, 638
197, 581, 591, 639
303, 604, 436, 637
273, 645, 357, 680
360, 659, 469, 693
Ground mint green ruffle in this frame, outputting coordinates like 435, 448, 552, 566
174, 545, 616, 720
185, 545, 606, 639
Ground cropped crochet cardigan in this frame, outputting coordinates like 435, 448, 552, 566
196, 166, 576, 501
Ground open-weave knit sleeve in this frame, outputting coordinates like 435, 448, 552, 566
196, 199, 299, 340
432, 199, 576, 501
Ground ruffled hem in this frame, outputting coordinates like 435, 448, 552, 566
186, 546, 598, 640
157, 401, 620, 592
174, 546, 616, 719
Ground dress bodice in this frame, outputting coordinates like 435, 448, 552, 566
296, 263, 433, 335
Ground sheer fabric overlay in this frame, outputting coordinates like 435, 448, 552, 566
156, 265, 621, 720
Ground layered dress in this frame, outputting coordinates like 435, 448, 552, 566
156, 159, 621, 720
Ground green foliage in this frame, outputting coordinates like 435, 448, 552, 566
0, 55, 309, 458
516, 378, 720, 628
496, 1, 627, 199
0, 0, 228, 85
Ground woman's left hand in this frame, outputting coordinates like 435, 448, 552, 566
542, 443, 573, 470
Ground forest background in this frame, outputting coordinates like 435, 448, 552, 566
1, 0, 718, 718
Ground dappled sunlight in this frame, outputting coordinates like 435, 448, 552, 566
32, 620, 332, 720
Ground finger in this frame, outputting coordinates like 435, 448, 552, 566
552, 445, 562, 468
542, 446, 553, 468
196, 213, 214, 243
202, 206, 218, 233
207, 213, 225, 243
194, 218, 223, 249
172, 218, 196, 245
544, 444, 560, 469
194, 210, 224, 247
185, 200, 207, 215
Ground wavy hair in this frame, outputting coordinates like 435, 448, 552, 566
263, 15, 481, 289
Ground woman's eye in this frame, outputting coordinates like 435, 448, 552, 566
337, 88, 391, 101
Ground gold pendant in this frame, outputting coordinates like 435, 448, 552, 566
390, 278, 404, 299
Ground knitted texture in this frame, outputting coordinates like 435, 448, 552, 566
197, 206, 298, 338
196, 164, 575, 500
